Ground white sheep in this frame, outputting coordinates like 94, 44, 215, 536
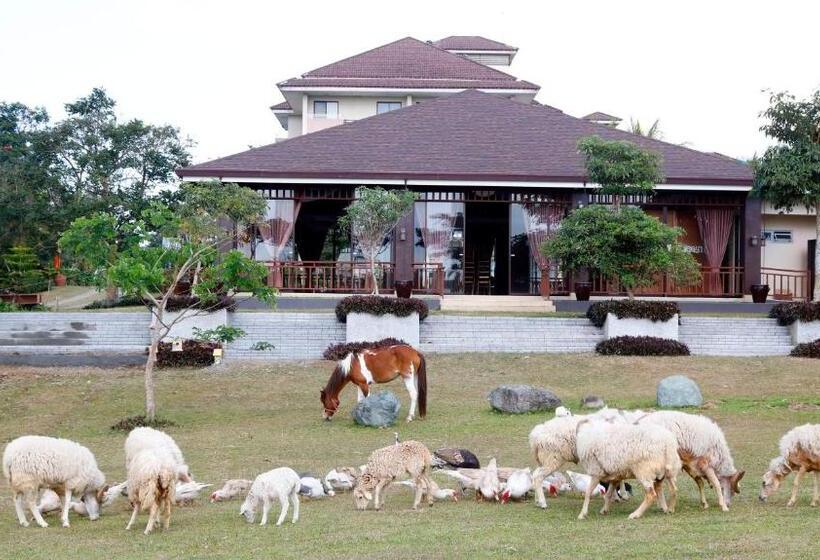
210, 479, 253, 503
636, 410, 744, 511
125, 427, 192, 483
529, 414, 588, 508
2, 435, 107, 528
240, 467, 301, 526
125, 449, 177, 534
575, 419, 681, 520
352, 440, 434, 511
759, 423, 820, 507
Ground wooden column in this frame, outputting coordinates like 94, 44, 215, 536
743, 196, 762, 294
394, 210, 415, 284
571, 192, 590, 283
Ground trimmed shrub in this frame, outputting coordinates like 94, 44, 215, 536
587, 300, 680, 328
156, 339, 219, 368
323, 337, 408, 361
164, 295, 236, 312
769, 302, 820, 326
595, 335, 690, 356
84, 295, 146, 309
335, 295, 428, 323
790, 339, 820, 358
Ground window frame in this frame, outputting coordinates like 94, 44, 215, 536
376, 101, 402, 115
313, 100, 339, 119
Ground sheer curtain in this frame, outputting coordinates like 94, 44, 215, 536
521, 203, 564, 270
695, 207, 734, 294
257, 199, 302, 261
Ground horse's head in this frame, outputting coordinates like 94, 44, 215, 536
320, 389, 339, 421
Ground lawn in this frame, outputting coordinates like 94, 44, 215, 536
0, 354, 818, 559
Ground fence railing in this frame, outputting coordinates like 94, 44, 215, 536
761, 267, 810, 301
266, 261, 395, 293
412, 263, 445, 295
589, 266, 745, 298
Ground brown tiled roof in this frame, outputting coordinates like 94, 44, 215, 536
582, 111, 621, 122
432, 36, 517, 52
179, 90, 752, 186
278, 37, 537, 91
270, 101, 292, 111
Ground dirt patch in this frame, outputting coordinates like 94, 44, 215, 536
788, 402, 820, 412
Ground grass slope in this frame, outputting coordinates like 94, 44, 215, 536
0, 354, 818, 559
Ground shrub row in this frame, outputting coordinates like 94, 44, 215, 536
334, 295, 428, 323
84, 295, 146, 309
156, 339, 219, 368
164, 295, 236, 312
322, 337, 408, 361
587, 300, 680, 328
790, 339, 820, 358
595, 335, 690, 356
768, 302, 820, 326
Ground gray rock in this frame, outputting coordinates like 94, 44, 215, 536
352, 391, 401, 427
581, 395, 606, 409
657, 375, 703, 408
488, 385, 562, 414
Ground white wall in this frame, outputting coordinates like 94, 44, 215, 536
761, 213, 816, 271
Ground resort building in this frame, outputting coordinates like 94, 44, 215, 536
178, 35, 810, 300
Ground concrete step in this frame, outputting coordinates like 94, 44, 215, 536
439, 296, 555, 313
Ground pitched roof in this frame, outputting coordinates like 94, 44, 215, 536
278, 37, 536, 91
180, 90, 752, 186
432, 36, 517, 52
270, 101, 292, 112
582, 111, 621, 122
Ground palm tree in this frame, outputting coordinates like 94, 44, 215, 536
629, 118, 662, 139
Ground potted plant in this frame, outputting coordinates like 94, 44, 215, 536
574, 281, 592, 301
394, 280, 413, 299
750, 284, 770, 304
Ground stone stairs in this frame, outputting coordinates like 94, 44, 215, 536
420, 316, 602, 353
439, 295, 555, 313
679, 317, 793, 356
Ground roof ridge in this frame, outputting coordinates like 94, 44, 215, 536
300, 36, 417, 78
434, 35, 517, 51
419, 37, 528, 83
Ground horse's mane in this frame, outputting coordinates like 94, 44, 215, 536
323, 364, 348, 396
322, 338, 408, 361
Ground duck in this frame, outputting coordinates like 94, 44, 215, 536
395, 479, 458, 501
324, 468, 355, 491
209, 479, 252, 503
175, 481, 213, 504
299, 475, 335, 498
500, 468, 533, 503
566, 470, 606, 497
477, 458, 501, 501
432, 448, 480, 469
554, 406, 572, 417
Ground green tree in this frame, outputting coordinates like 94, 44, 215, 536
577, 136, 664, 210
340, 187, 417, 294
753, 89, 820, 300
0, 245, 48, 294
543, 205, 700, 297
629, 118, 662, 139
59, 182, 274, 420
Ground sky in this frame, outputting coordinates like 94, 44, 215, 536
1, 0, 818, 164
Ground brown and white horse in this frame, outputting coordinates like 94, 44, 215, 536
320, 344, 427, 422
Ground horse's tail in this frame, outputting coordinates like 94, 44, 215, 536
416, 351, 427, 418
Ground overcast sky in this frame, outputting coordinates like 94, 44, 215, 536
2, 0, 818, 164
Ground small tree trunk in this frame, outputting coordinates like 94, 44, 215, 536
145, 308, 163, 421
814, 203, 820, 302
370, 254, 379, 295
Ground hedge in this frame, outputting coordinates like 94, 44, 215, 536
595, 335, 690, 356
587, 300, 680, 328
334, 295, 428, 323
84, 295, 146, 309
769, 302, 820, 326
790, 339, 820, 358
156, 339, 219, 368
323, 337, 408, 361
164, 295, 236, 312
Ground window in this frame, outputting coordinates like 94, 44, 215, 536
762, 230, 793, 243
376, 101, 402, 114
313, 101, 338, 119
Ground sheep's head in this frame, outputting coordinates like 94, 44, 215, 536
320, 390, 340, 421
82, 488, 104, 521
177, 464, 193, 483
720, 470, 745, 505
239, 494, 257, 523
759, 458, 789, 502
352, 473, 374, 510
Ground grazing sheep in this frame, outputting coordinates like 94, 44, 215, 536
759, 423, 820, 507
575, 420, 681, 520
529, 414, 588, 508
352, 441, 434, 511
636, 410, 744, 511
210, 479, 253, 503
240, 468, 301, 526
125, 427, 191, 483
125, 449, 177, 535
2, 435, 107, 528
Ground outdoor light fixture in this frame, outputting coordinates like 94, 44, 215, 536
750, 235, 759, 247
399, 227, 406, 241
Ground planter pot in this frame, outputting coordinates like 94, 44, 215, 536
394, 280, 414, 299
603, 313, 679, 341
346, 312, 420, 347
0, 293, 42, 306
750, 284, 770, 304
574, 282, 592, 301
54, 274, 67, 287
790, 320, 820, 344
160, 308, 228, 340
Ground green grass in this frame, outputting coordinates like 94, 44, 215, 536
0, 354, 818, 559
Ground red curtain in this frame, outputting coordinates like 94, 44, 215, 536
696, 207, 735, 294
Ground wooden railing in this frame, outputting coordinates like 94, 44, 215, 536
412, 263, 445, 295
266, 261, 395, 293
761, 267, 810, 301
590, 267, 745, 298
267, 261, 445, 296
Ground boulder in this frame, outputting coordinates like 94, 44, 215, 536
580, 395, 606, 410
657, 375, 703, 408
352, 392, 401, 427
488, 385, 562, 414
